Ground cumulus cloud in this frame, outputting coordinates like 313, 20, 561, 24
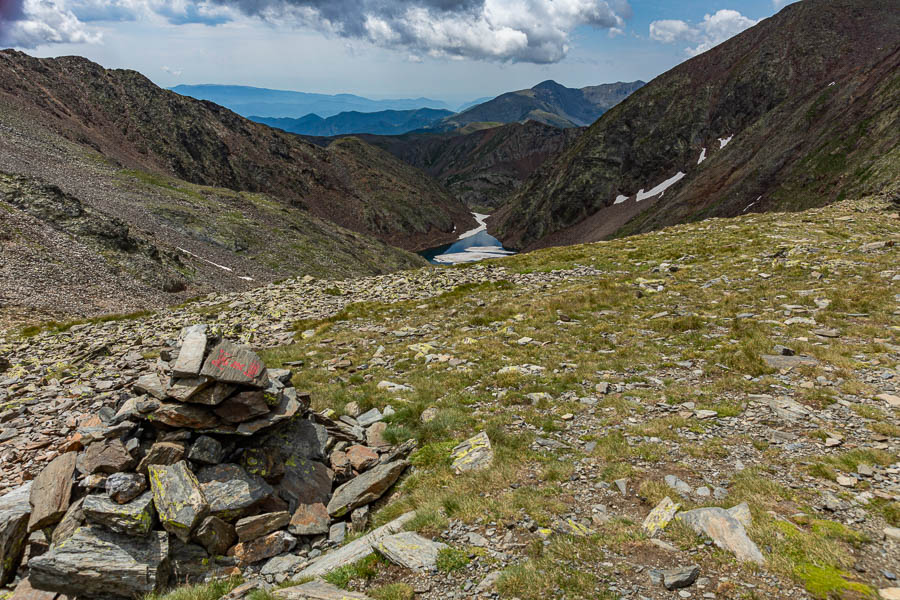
650, 8, 757, 57
213, 0, 633, 63
0, 0, 100, 47
772, 0, 800, 8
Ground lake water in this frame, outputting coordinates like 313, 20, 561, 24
419, 213, 517, 265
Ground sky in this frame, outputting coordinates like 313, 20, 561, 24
0, 0, 800, 104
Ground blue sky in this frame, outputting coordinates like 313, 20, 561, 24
1, 0, 799, 103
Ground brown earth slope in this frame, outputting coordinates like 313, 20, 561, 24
493, 0, 900, 251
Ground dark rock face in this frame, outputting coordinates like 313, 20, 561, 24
493, 0, 900, 251
83, 492, 156, 536
196, 464, 273, 521
29, 527, 170, 598
0, 484, 31, 586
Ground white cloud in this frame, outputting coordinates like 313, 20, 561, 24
772, 0, 800, 8
649, 9, 758, 57
0, 0, 100, 47
161, 64, 182, 75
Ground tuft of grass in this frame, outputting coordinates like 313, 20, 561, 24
144, 578, 242, 600
369, 583, 415, 600
323, 555, 383, 589
436, 547, 470, 573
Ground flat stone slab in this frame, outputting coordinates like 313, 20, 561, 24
29, 527, 170, 598
678, 506, 764, 564
167, 376, 212, 403
289, 503, 329, 536
193, 515, 235, 556
235, 511, 291, 542
83, 492, 155, 536
232, 530, 295, 565
214, 390, 269, 423
173, 331, 207, 377
375, 531, 448, 571
134, 373, 166, 399
768, 396, 813, 422
29, 452, 77, 532
327, 460, 408, 517
0, 483, 32, 586
276, 580, 372, 600
450, 431, 493, 474
149, 402, 220, 429
148, 461, 209, 542
200, 341, 268, 387
77, 439, 135, 475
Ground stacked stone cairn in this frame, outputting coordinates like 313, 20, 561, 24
0, 325, 413, 599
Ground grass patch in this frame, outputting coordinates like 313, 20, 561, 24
436, 547, 470, 573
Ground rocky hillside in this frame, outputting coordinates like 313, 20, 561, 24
492, 0, 900, 251
0, 193, 897, 600
333, 122, 583, 211
252, 108, 454, 137
439, 80, 644, 130
0, 50, 475, 253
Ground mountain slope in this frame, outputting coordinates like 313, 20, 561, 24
0, 50, 474, 252
338, 122, 584, 211
440, 80, 644, 130
492, 0, 900, 251
253, 108, 454, 136
171, 84, 452, 118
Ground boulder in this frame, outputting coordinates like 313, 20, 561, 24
0, 483, 32, 586
29, 452, 77, 532
276, 580, 371, 599
678, 506, 764, 564
29, 527, 170, 598
277, 458, 333, 512
197, 464, 273, 521
172, 331, 207, 378
288, 503, 329, 536
148, 461, 209, 542
450, 432, 493, 474
83, 492, 155, 536
77, 439, 135, 475
136, 441, 186, 475
327, 460, 408, 517
214, 391, 270, 423
375, 531, 447, 571
232, 530, 296, 565
193, 515, 236, 556
188, 435, 226, 465
106, 472, 147, 504
200, 342, 268, 387
235, 511, 291, 542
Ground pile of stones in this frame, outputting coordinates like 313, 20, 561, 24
0, 325, 413, 598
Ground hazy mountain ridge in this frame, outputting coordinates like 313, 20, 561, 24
492, 0, 900, 251
251, 108, 455, 136
171, 84, 454, 118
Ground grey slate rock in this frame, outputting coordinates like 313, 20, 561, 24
662, 565, 700, 590
193, 515, 236, 556
188, 435, 226, 465
0, 483, 32, 586
105, 472, 148, 504
678, 506, 764, 564
173, 331, 207, 377
29, 527, 170, 599
327, 460, 409, 517
375, 531, 447, 571
276, 580, 372, 599
29, 452, 77, 532
235, 511, 291, 542
83, 492, 155, 536
197, 464, 274, 521
200, 341, 268, 387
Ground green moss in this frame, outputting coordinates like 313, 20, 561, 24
436, 547, 470, 573
794, 564, 875, 599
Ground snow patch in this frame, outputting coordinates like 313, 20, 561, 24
718, 135, 733, 149
457, 212, 490, 240
635, 172, 686, 202
614, 195, 629, 205
743, 196, 762, 213
178, 247, 253, 281
697, 148, 707, 164
828, 81, 836, 87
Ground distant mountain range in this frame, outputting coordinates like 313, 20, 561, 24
252, 108, 455, 136
170, 84, 456, 118
492, 0, 900, 251
439, 80, 645, 130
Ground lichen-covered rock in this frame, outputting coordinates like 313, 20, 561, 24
375, 531, 447, 571
188, 435, 226, 465
277, 458, 333, 513
197, 464, 273, 521
148, 461, 209, 542
83, 492, 155, 536
29, 527, 170, 598
240, 447, 284, 483
642, 496, 680, 535
327, 460, 408, 517
28, 452, 77, 532
0, 483, 32, 586
450, 432, 493, 474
